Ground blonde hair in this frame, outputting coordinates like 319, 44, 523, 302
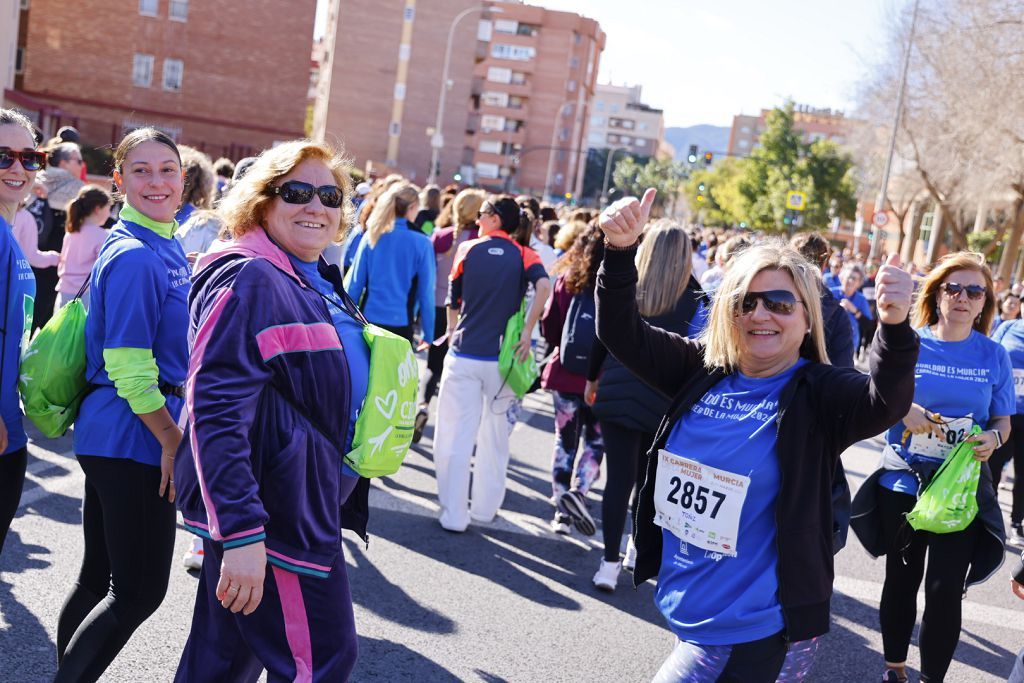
636, 219, 692, 317
451, 188, 485, 240
911, 251, 995, 334
365, 182, 419, 247
219, 140, 354, 241
554, 220, 586, 253
700, 240, 829, 372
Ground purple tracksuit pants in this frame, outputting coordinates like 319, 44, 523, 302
174, 540, 357, 682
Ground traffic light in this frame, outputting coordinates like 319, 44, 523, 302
687, 145, 698, 164
696, 194, 705, 203
703, 152, 713, 166
697, 182, 706, 193
453, 173, 463, 182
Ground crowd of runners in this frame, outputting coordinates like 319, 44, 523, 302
2, 105, 1024, 681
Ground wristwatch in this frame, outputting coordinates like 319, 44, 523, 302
991, 429, 1004, 449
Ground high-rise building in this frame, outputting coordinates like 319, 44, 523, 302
583, 83, 665, 159
727, 105, 848, 158
469, 2, 604, 198
10, 0, 315, 158
0, 0, 19, 92
316, 0, 603, 197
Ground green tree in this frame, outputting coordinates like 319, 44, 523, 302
684, 158, 745, 226
735, 103, 856, 232
611, 156, 685, 213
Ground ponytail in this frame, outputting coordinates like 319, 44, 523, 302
65, 185, 112, 233
365, 182, 419, 247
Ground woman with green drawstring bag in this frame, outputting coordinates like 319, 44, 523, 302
905, 426, 982, 533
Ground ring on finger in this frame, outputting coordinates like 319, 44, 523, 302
228, 585, 240, 594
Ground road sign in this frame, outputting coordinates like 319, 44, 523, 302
785, 191, 807, 211
873, 211, 889, 227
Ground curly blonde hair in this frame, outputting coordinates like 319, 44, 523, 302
219, 140, 354, 241
911, 251, 995, 334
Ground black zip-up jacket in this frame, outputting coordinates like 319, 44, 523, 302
596, 246, 919, 642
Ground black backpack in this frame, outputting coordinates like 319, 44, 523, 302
558, 290, 596, 375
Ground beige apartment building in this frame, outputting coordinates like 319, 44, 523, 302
316, 0, 604, 197
584, 83, 665, 159
727, 105, 848, 158
0, 0, 18, 93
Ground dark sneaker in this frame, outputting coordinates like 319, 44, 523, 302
549, 513, 571, 535
882, 669, 907, 682
411, 407, 429, 444
559, 489, 596, 536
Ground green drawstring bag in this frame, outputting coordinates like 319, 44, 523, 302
18, 299, 89, 438
344, 324, 419, 478
905, 425, 982, 534
498, 298, 539, 399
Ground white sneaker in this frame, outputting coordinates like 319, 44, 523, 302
593, 559, 621, 592
550, 513, 571, 535
623, 537, 637, 572
182, 537, 205, 570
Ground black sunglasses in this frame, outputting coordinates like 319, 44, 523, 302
0, 147, 47, 172
941, 282, 986, 301
740, 290, 802, 316
478, 204, 495, 218
268, 180, 344, 209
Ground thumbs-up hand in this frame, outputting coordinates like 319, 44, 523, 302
598, 188, 657, 248
875, 252, 913, 325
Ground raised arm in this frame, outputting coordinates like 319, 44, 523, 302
595, 189, 704, 397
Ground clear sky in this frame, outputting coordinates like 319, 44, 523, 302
317, 0, 901, 129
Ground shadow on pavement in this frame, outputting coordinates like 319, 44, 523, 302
352, 636, 461, 682
0, 532, 57, 681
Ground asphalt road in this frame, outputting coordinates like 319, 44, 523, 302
1, 389, 1022, 682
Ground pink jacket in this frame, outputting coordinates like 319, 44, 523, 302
57, 221, 108, 295
12, 209, 60, 269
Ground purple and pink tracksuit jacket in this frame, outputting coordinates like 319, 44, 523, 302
173, 228, 370, 578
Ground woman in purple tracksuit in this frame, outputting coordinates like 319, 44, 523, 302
173, 141, 370, 682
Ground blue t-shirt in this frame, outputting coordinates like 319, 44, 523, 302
0, 216, 35, 455
287, 255, 370, 477
881, 326, 1015, 493
993, 319, 1024, 415
829, 287, 872, 350
75, 219, 191, 466
823, 272, 841, 289
656, 359, 806, 645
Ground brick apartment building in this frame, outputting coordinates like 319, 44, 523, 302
315, 0, 603, 198
727, 105, 848, 158
7, 0, 315, 159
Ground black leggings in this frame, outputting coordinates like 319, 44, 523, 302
55, 455, 176, 683
989, 413, 1024, 524
877, 485, 980, 681
0, 447, 28, 554
421, 306, 449, 405
599, 422, 653, 563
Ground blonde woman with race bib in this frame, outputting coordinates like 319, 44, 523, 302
596, 189, 918, 682
851, 252, 1013, 683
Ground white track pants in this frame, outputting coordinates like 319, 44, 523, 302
433, 354, 517, 531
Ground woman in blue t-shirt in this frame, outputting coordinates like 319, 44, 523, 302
597, 189, 918, 681
0, 108, 42, 555
830, 262, 873, 354
992, 317, 1024, 544
54, 128, 191, 682
854, 252, 1013, 683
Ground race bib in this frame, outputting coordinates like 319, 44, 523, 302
652, 449, 749, 557
1014, 368, 1024, 399
908, 415, 973, 459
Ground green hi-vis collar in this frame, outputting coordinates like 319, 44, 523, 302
120, 204, 178, 239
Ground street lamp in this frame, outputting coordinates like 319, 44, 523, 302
600, 147, 627, 208
542, 100, 576, 201
428, 5, 502, 185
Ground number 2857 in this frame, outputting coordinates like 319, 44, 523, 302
667, 477, 726, 519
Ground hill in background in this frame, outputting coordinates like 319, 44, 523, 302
664, 125, 731, 161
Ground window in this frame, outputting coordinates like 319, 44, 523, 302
399, 44, 411, 61
590, 116, 604, 126
20, 0, 31, 9
481, 91, 509, 107
741, 125, 751, 134
389, 122, 401, 137
587, 132, 604, 145
169, 0, 187, 21
566, 80, 576, 92
595, 100, 604, 111
491, 44, 536, 61
14, 48, 24, 74
607, 133, 619, 144
510, 71, 527, 85
503, 119, 523, 132
394, 83, 406, 100
487, 67, 512, 84
620, 135, 631, 144
132, 53, 155, 87
477, 20, 493, 41
635, 138, 646, 147
738, 139, 749, 148
570, 56, 579, 69
494, 19, 518, 34
574, 31, 582, 44
517, 23, 538, 37
480, 115, 506, 131
508, 95, 525, 109
638, 122, 648, 132
138, 0, 158, 16
479, 140, 502, 154
162, 58, 183, 91
476, 162, 500, 179
558, 128, 568, 142
610, 104, 620, 113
